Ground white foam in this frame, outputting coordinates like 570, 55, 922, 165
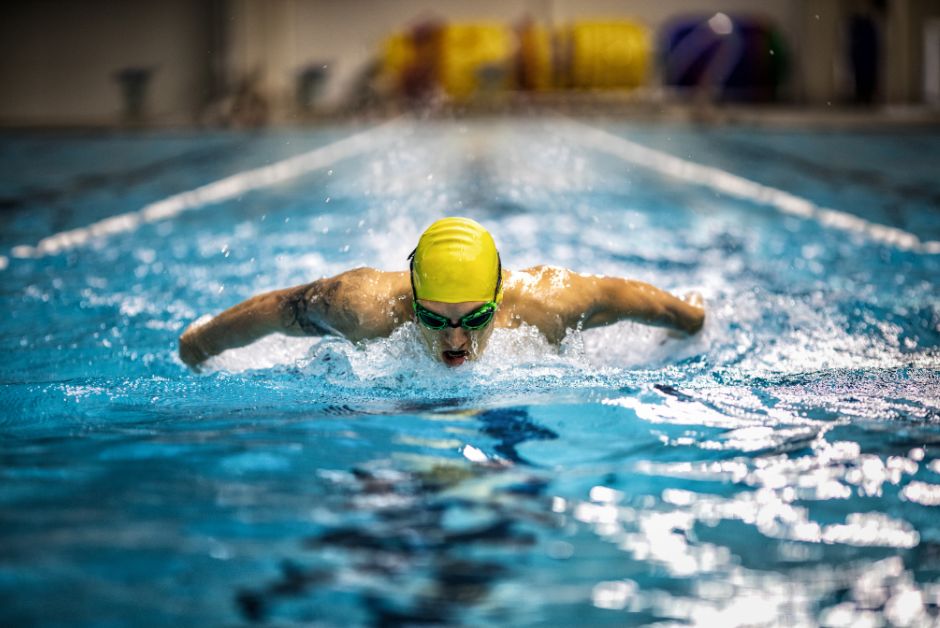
204, 321, 581, 384
558, 119, 940, 255
200, 333, 319, 373
8, 119, 406, 264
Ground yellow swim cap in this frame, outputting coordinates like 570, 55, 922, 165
410, 217, 503, 303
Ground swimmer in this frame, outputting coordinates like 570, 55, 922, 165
179, 217, 704, 369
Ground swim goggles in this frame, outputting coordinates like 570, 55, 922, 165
413, 300, 498, 330
408, 248, 502, 331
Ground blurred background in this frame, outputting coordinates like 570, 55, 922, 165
2, 0, 940, 128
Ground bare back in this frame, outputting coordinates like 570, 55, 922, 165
291, 266, 580, 343
297, 265, 701, 343
282, 266, 700, 343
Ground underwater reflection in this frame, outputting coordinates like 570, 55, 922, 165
235, 407, 556, 625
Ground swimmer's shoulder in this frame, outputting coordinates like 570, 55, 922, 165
500, 266, 575, 342
330, 266, 407, 289
309, 267, 410, 339
503, 265, 573, 298
326, 267, 410, 305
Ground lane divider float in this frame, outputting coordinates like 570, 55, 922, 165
4, 118, 407, 268
559, 118, 940, 255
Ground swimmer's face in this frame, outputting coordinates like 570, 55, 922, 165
415, 300, 496, 367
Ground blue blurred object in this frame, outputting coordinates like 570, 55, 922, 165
660, 13, 787, 102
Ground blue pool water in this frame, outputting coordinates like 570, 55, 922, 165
1, 118, 939, 626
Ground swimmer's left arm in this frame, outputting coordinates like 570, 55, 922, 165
560, 272, 705, 335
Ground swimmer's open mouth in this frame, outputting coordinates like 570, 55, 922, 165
442, 349, 469, 366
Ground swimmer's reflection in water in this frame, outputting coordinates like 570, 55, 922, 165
236, 406, 556, 625
179, 217, 704, 369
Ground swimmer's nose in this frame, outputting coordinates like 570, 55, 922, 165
441, 327, 468, 347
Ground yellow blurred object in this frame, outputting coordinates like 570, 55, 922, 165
517, 21, 553, 91
439, 23, 513, 100
380, 33, 415, 91
379, 19, 649, 99
566, 21, 650, 89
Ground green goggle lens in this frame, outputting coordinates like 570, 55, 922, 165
413, 302, 497, 331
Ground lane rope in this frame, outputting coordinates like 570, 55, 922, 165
4, 119, 406, 266
559, 118, 940, 255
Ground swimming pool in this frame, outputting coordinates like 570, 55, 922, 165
1, 117, 939, 626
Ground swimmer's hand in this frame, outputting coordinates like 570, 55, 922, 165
179, 321, 210, 370
663, 291, 705, 341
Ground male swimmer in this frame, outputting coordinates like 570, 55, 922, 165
179, 217, 704, 369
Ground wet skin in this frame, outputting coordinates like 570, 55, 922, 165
416, 300, 495, 367
178, 266, 705, 370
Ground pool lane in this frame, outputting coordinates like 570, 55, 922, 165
10, 121, 406, 261
1, 118, 939, 627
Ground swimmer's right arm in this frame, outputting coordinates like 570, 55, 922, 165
178, 269, 409, 369
178, 285, 309, 368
